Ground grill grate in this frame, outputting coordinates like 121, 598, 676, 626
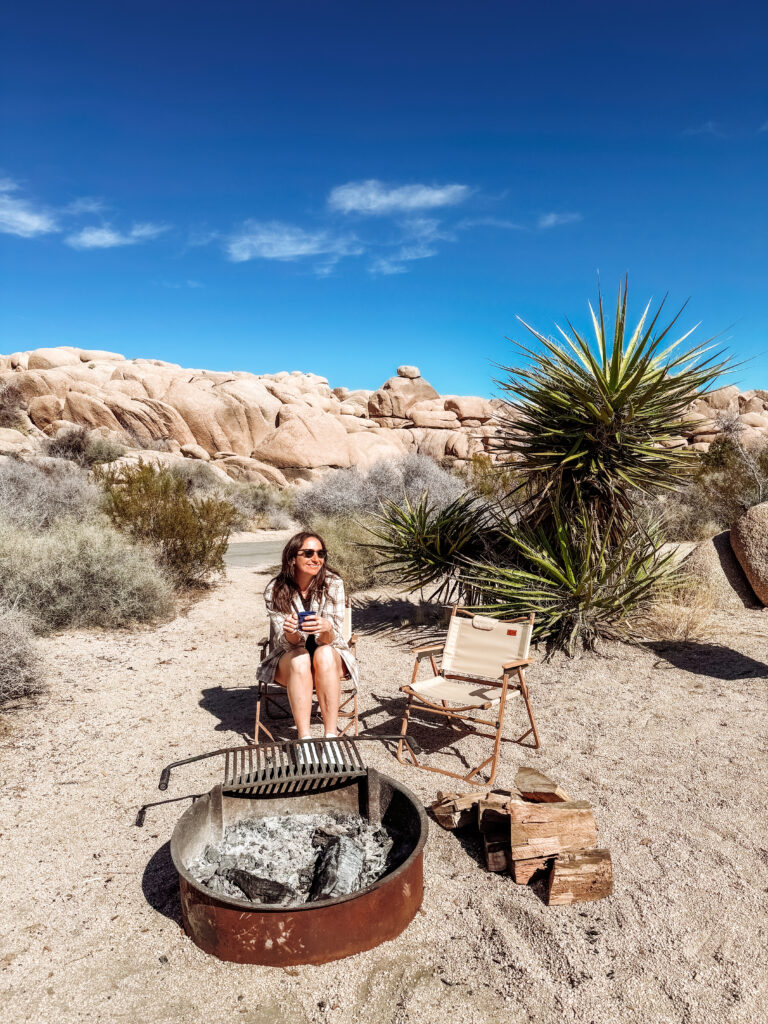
222, 738, 366, 795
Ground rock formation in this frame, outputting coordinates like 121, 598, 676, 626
1, 348, 766, 490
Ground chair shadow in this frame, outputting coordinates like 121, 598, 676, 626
199, 684, 259, 741
350, 596, 449, 649
645, 641, 767, 680
142, 840, 183, 926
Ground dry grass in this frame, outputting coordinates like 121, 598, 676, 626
632, 581, 718, 642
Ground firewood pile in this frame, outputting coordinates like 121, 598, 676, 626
431, 766, 613, 905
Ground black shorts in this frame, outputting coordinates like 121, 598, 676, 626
305, 634, 318, 662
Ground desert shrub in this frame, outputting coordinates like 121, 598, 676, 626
458, 453, 520, 503
0, 517, 175, 633
0, 457, 101, 530
305, 514, 380, 593
658, 429, 768, 541
294, 454, 465, 525
97, 461, 239, 587
44, 425, 124, 466
631, 578, 717, 642
0, 379, 25, 430
0, 604, 46, 707
225, 482, 294, 530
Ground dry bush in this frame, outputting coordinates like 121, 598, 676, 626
0, 604, 46, 707
0, 457, 101, 530
0, 516, 175, 633
458, 453, 520, 503
632, 581, 717, 642
43, 425, 125, 467
659, 431, 768, 541
167, 462, 293, 530
0, 379, 25, 430
305, 514, 381, 593
97, 461, 238, 587
294, 454, 464, 525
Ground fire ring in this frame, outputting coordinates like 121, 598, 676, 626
169, 748, 428, 965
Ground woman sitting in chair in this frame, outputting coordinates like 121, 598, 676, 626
258, 531, 358, 744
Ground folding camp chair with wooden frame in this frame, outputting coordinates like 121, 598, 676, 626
397, 606, 539, 785
254, 597, 359, 743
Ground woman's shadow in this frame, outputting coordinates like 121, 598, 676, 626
199, 683, 259, 741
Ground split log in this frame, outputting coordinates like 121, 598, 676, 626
515, 766, 570, 803
309, 836, 365, 900
508, 800, 598, 861
477, 788, 523, 833
431, 788, 490, 829
511, 857, 552, 884
483, 829, 511, 872
546, 849, 613, 905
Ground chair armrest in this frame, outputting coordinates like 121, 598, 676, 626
413, 643, 444, 661
502, 658, 531, 670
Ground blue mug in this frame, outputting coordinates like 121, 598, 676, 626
298, 610, 314, 628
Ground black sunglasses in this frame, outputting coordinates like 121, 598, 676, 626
297, 548, 327, 558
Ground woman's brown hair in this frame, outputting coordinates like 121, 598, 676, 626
268, 531, 339, 613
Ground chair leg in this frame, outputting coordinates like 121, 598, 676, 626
397, 694, 419, 767
517, 668, 541, 749
254, 693, 275, 744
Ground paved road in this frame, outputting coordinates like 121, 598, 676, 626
223, 539, 284, 569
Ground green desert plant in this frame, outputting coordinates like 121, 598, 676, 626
96, 460, 238, 587
372, 282, 730, 653
493, 280, 729, 532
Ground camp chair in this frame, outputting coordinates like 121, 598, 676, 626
254, 598, 359, 743
397, 606, 539, 785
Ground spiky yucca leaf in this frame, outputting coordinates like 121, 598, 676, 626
493, 280, 730, 524
466, 501, 677, 655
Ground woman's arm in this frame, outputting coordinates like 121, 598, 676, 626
312, 578, 345, 646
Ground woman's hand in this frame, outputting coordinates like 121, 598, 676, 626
301, 615, 333, 643
283, 612, 301, 641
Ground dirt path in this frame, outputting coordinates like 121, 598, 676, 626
1, 566, 767, 1024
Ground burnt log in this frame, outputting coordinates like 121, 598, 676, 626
222, 868, 296, 904
310, 836, 365, 900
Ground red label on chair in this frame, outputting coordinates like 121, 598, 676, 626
507, 629, 517, 636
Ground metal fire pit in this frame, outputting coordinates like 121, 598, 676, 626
166, 740, 428, 965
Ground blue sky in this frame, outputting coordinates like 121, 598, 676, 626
1, 0, 766, 396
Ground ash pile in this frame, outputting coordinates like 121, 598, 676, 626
189, 813, 394, 905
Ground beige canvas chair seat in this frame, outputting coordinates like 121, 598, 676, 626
397, 606, 540, 785
410, 676, 501, 708
254, 597, 358, 743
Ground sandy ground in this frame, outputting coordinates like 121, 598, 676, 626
1, 564, 767, 1024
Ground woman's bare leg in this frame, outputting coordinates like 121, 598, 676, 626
274, 648, 313, 737
312, 645, 342, 736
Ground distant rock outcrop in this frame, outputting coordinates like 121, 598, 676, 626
1, 348, 766, 487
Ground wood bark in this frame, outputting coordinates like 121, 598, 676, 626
546, 849, 613, 905
432, 788, 491, 829
477, 789, 523, 833
515, 766, 570, 803
508, 800, 598, 861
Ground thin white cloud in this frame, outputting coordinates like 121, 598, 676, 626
682, 120, 723, 137
459, 216, 525, 231
368, 216, 453, 275
65, 222, 169, 249
538, 212, 582, 229
225, 220, 361, 263
0, 178, 59, 237
64, 196, 107, 215
329, 179, 470, 215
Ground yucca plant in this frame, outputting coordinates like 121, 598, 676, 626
371, 281, 730, 653
493, 279, 729, 532
466, 496, 677, 655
